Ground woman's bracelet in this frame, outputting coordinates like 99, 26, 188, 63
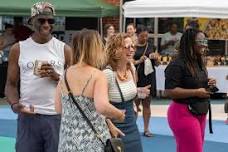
10, 102, 18, 112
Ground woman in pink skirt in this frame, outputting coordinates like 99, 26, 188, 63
165, 28, 216, 152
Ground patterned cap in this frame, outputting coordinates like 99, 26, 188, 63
28, 2, 55, 24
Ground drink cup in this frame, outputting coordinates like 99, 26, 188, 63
34, 60, 48, 76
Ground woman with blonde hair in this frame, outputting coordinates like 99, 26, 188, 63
103, 33, 149, 152
55, 29, 125, 152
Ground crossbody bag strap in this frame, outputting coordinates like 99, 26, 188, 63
136, 43, 148, 72
115, 78, 125, 102
64, 70, 105, 145
142, 42, 149, 56
208, 101, 213, 134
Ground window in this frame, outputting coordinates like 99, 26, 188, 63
158, 18, 184, 34
65, 17, 98, 30
136, 18, 154, 33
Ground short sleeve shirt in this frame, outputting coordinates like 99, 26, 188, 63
165, 57, 208, 93
160, 32, 182, 55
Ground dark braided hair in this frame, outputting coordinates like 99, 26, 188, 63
178, 28, 207, 77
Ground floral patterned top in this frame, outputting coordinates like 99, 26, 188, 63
58, 94, 111, 152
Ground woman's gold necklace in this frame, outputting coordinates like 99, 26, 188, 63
117, 70, 128, 81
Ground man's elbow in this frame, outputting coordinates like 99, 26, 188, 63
4, 81, 17, 96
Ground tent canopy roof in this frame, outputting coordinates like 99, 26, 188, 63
123, 0, 228, 18
0, 0, 119, 17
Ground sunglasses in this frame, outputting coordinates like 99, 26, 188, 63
124, 44, 135, 49
37, 18, 55, 25
196, 39, 208, 47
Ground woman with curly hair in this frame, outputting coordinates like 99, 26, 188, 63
103, 33, 151, 152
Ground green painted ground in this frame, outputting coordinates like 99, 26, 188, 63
0, 136, 15, 152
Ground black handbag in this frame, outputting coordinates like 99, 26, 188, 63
105, 138, 124, 152
187, 99, 209, 115
64, 70, 124, 152
187, 98, 213, 134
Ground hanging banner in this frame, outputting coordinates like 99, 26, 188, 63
184, 18, 228, 40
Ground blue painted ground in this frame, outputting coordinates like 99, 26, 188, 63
1, 106, 228, 152
136, 117, 228, 152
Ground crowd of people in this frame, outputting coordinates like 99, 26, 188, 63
1, 1, 227, 152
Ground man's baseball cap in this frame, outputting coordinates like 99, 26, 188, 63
28, 1, 56, 25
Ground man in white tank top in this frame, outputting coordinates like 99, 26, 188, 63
5, 2, 72, 152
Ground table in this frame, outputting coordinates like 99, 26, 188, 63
155, 65, 228, 93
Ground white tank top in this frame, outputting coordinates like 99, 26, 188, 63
19, 37, 65, 115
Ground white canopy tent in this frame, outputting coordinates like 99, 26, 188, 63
122, 0, 228, 94
121, 0, 228, 47
123, 0, 228, 18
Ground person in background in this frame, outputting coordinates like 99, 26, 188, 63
104, 33, 150, 152
0, 23, 16, 98
5, 2, 72, 152
133, 25, 159, 137
55, 29, 125, 152
14, 24, 33, 42
225, 100, 228, 125
185, 18, 200, 31
126, 23, 138, 45
160, 23, 182, 56
165, 28, 216, 152
103, 24, 115, 44
0, 23, 16, 59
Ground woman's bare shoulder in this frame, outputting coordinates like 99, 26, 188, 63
92, 68, 106, 79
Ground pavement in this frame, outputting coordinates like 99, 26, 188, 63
1, 97, 227, 120
139, 98, 227, 120
1, 97, 228, 152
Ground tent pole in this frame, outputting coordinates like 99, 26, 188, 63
119, 0, 123, 32
225, 40, 228, 56
133, 18, 136, 26
123, 17, 126, 33
100, 18, 103, 38
154, 17, 159, 49
97, 18, 100, 33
